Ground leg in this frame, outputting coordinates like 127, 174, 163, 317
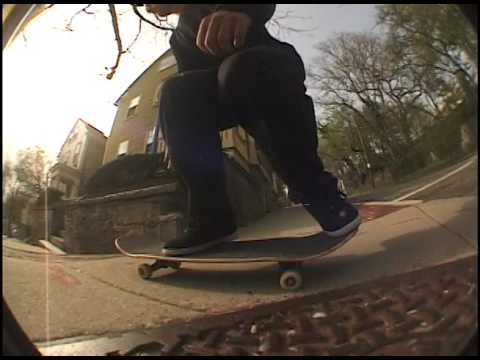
218, 45, 337, 204
159, 70, 237, 255
217, 45, 361, 235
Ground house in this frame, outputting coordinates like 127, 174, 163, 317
103, 49, 177, 163
103, 49, 288, 223
50, 118, 107, 198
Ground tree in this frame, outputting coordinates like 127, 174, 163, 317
377, 4, 477, 78
308, 32, 430, 164
3, 160, 29, 236
3, 146, 54, 237
377, 4, 477, 145
13, 146, 52, 198
266, 8, 316, 40
308, 7, 476, 185
317, 108, 367, 188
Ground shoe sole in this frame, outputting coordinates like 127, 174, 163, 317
323, 215, 362, 238
162, 233, 237, 256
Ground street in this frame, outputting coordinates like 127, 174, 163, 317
350, 155, 477, 202
412, 158, 477, 201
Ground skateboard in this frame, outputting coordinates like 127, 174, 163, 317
115, 228, 358, 291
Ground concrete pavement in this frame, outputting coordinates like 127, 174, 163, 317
2, 196, 477, 345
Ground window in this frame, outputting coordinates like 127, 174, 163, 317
145, 128, 155, 154
72, 143, 82, 168
153, 83, 164, 107
70, 131, 78, 141
127, 105, 138, 117
118, 140, 128, 157
63, 150, 71, 164
127, 96, 140, 118
147, 128, 155, 145
145, 127, 163, 154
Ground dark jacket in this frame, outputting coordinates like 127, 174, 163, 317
170, 4, 285, 72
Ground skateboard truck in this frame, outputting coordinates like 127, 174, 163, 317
138, 260, 181, 280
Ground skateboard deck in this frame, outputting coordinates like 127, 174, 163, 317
115, 228, 359, 291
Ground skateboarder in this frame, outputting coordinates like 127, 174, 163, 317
145, 4, 361, 255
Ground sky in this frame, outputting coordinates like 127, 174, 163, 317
3, 4, 379, 164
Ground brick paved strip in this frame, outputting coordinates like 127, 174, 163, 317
133, 255, 477, 356
358, 203, 411, 222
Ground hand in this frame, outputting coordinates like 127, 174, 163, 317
145, 4, 186, 17
196, 10, 252, 57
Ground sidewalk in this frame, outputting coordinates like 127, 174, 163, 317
2, 196, 477, 345
2, 238, 49, 254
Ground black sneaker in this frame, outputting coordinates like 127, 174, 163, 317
162, 222, 237, 256
305, 192, 361, 238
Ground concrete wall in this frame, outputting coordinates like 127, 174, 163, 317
61, 154, 282, 253
63, 183, 185, 254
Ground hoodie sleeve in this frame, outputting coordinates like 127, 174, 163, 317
213, 4, 276, 25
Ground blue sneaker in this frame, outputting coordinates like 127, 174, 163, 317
305, 192, 361, 237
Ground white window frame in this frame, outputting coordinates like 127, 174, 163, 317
129, 96, 140, 108
147, 128, 156, 145
118, 140, 129, 156
152, 83, 164, 107
127, 96, 141, 118
72, 142, 82, 168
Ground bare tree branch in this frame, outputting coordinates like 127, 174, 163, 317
106, 4, 124, 80
267, 9, 317, 38
65, 4, 94, 32
131, 5, 175, 31
125, 18, 142, 53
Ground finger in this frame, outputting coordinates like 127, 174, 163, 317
205, 14, 222, 56
233, 20, 248, 49
217, 19, 235, 55
196, 16, 210, 54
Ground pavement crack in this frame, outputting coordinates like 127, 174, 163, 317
66, 264, 207, 314
414, 205, 476, 250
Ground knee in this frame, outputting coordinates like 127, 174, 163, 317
218, 49, 272, 99
218, 47, 304, 100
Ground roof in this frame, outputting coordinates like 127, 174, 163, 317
79, 119, 107, 138
114, 48, 175, 106
57, 118, 107, 157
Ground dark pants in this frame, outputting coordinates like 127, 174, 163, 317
159, 45, 338, 226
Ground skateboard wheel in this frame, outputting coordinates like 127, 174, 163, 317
138, 264, 153, 280
280, 270, 303, 291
